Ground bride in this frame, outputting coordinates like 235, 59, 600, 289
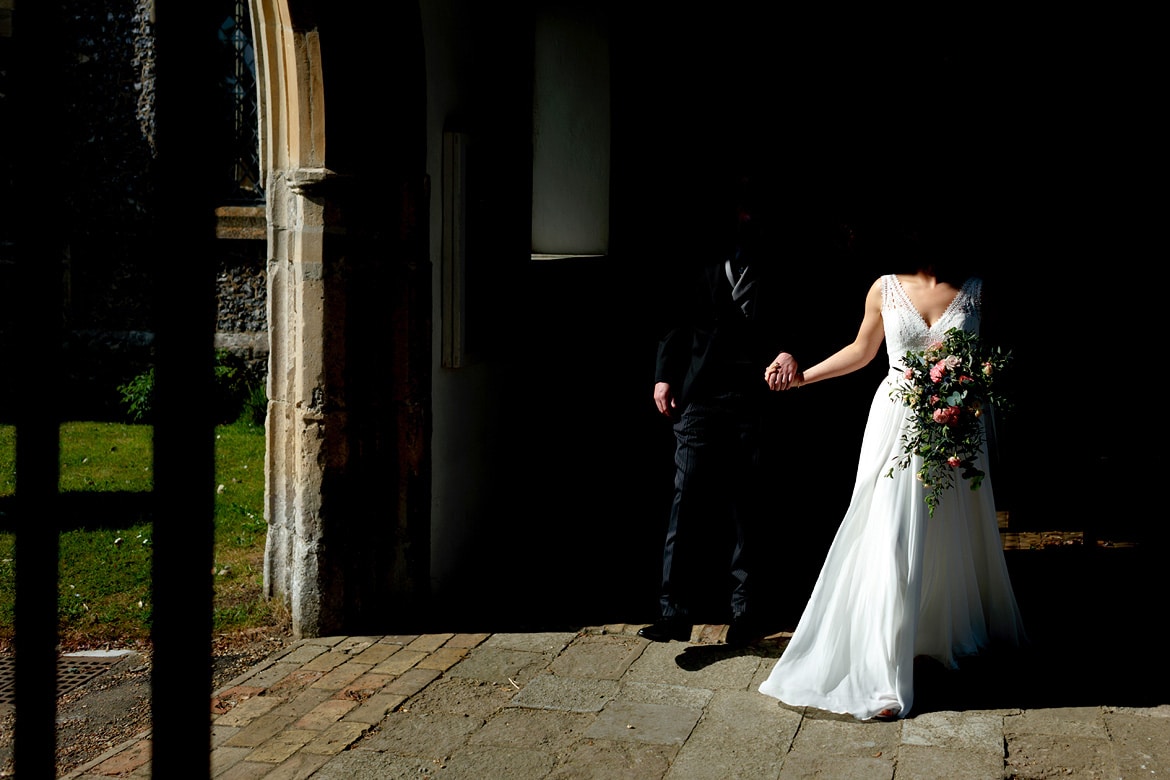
757, 226, 1027, 721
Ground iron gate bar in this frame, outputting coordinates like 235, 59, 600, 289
150, 3, 225, 775
11, 1, 68, 776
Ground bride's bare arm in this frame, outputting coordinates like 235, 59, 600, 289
781, 278, 884, 390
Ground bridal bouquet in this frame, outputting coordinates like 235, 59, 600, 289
887, 327, 1012, 516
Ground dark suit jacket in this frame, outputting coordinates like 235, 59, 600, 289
654, 246, 798, 411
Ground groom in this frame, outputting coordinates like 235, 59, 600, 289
642, 173, 801, 647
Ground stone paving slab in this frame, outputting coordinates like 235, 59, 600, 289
1005, 705, 1110, 737
57, 625, 1170, 780
776, 752, 893, 780
511, 672, 620, 712
367, 710, 481, 755
480, 632, 578, 653
896, 743, 1006, 780
625, 640, 766, 690
1004, 730, 1117, 779
584, 699, 701, 745
1105, 706, 1170, 774
791, 714, 903, 758
444, 646, 558, 687
433, 744, 559, 779
664, 689, 792, 780
619, 679, 714, 709
306, 749, 442, 780
554, 739, 677, 779
901, 709, 1006, 753
470, 708, 596, 750
400, 675, 518, 718
547, 633, 645, 680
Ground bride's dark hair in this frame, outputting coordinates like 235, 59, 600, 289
886, 211, 977, 284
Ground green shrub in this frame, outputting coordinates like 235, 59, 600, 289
118, 366, 156, 423
240, 380, 268, 427
117, 350, 265, 425
211, 350, 252, 425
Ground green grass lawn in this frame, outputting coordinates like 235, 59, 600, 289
0, 421, 285, 648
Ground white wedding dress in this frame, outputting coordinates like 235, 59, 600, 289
758, 274, 1027, 720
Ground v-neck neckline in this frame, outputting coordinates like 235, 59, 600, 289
891, 274, 965, 331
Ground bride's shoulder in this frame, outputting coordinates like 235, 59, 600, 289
871, 274, 898, 298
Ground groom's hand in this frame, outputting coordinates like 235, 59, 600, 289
764, 353, 799, 391
653, 382, 677, 418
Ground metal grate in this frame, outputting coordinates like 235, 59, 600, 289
0, 654, 123, 706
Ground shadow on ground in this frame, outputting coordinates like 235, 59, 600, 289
659, 544, 1166, 716
914, 544, 1166, 713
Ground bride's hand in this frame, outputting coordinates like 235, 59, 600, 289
764, 354, 798, 391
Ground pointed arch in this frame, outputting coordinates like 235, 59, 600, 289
249, 0, 431, 638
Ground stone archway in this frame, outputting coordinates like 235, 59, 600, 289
249, 0, 430, 639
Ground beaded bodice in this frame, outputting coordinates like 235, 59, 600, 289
882, 274, 982, 368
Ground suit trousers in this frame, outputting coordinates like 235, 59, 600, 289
659, 388, 764, 621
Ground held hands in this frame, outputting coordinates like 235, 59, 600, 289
764, 353, 801, 391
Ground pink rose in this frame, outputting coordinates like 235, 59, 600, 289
944, 355, 961, 370
929, 360, 947, 383
946, 455, 962, 468
932, 406, 960, 425
904, 368, 914, 380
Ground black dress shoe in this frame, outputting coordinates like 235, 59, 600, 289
637, 618, 691, 642
724, 615, 763, 648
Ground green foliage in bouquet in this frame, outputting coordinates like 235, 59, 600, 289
887, 327, 1012, 516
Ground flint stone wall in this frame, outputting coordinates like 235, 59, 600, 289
0, 0, 268, 421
